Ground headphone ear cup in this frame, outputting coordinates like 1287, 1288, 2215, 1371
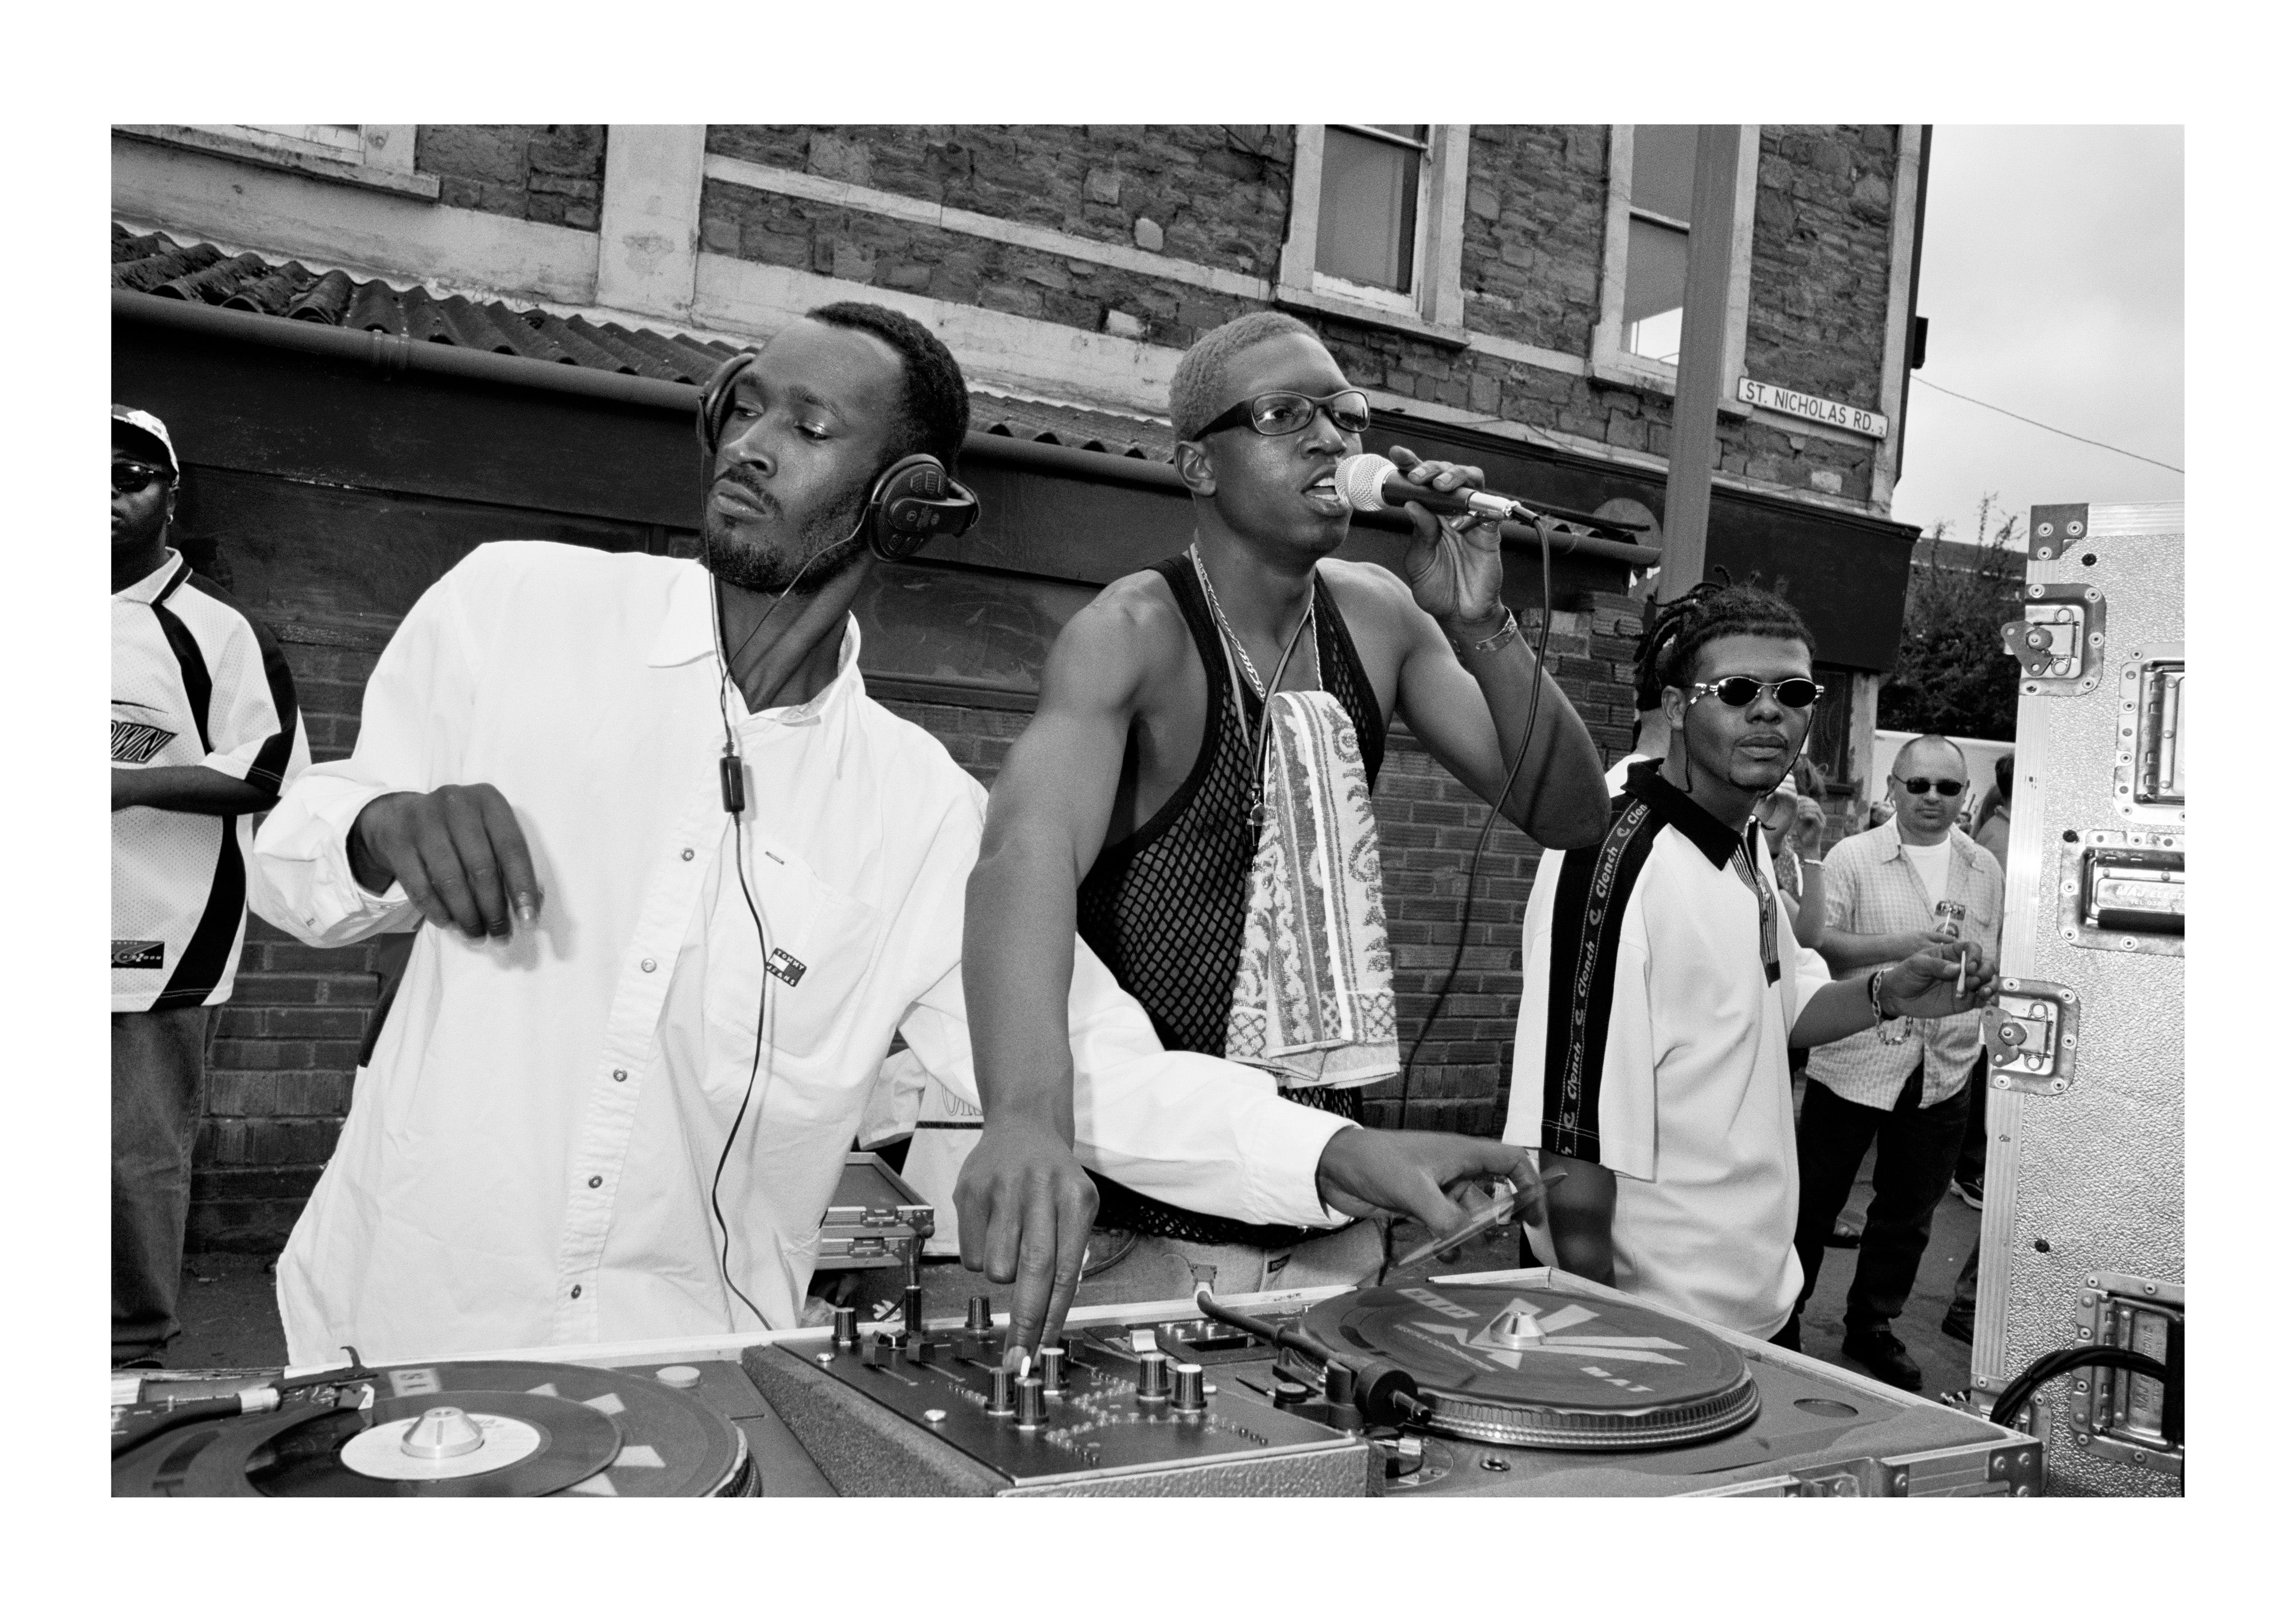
864, 454, 981, 562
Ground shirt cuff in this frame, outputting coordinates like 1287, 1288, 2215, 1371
1233, 1095, 1357, 1228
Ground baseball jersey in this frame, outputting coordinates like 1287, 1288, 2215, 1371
113, 552, 308, 1011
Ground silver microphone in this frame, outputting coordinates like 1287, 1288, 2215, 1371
1335, 453, 1525, 524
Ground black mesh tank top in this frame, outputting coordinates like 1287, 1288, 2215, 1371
1077, 553, 1386, 1248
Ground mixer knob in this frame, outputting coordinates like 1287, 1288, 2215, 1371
965, 1295, 995, 1334
1136, 1351, 1173, 1402
986, 1364, 1018, 1416
831, 1305, 859, 1351
1015, 1376, 1048, 1429
1172, 1363, 1205, 1413
1038, 1344, 1068, 1390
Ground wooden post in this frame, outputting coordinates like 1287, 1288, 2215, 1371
1657, 125, 1743, 602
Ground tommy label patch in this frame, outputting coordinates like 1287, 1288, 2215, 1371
112, 941, 165, 969
765, 948, 808, 987
111, 720, 177, 765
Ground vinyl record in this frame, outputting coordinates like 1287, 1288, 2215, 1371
189, 1392, 621, 1497
1304, 1283, 1761, 1450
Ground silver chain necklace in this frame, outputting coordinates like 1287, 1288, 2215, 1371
1188, 544, 1315, 701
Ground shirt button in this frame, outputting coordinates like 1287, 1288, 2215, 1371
571, 1285, 583, 1299
588, 1175, 603, 1189
641, 957, 657, 973
612, 1068, 628, 1082
681, 848, 695, 860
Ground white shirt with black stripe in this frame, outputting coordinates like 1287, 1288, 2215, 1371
1502, 760, 1833, 1338
113, 551, 309, 1012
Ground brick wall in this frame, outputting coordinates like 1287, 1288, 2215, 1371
414, 125, 608, 231
189, 593, 1642, 1251
1462, 125, 1608, 354
705, 125, 1296, 277
700, 179, 1258, 348
190, 632, 386, 1251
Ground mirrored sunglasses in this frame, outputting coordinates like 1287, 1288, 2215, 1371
113, 461, 170, 496
1689, 676, 1825, 709
1198, 389, 1372, 439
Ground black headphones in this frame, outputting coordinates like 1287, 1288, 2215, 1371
696, 351, 980, 563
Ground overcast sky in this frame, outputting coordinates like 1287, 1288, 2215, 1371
1885, 126, 2183, 544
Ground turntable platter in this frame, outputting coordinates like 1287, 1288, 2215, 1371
1304, 1283, 1761, 1450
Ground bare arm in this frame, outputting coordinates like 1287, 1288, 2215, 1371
1819, 923, 1953, 973
954, 587, 1168, 1346
1541, 1153, 1617, 1285
1791, 941, 1996, 1047
114, 765, 277, 817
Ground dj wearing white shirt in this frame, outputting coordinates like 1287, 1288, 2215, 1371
250, 303, 1531, 1365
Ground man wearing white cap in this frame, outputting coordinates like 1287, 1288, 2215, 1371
112, 405, 309, 1367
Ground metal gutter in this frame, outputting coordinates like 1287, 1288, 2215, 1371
114, 289, 1659, 566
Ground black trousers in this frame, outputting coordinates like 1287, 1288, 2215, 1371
1792, 1059, 1973, 1338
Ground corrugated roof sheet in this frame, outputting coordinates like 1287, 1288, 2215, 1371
113, 223, 1173, 458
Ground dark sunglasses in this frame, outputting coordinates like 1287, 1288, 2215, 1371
1894, 775, 1966, 798
1197, 388, 1372, 439
113, 461, 170, 496
1688, 676, 1825, 709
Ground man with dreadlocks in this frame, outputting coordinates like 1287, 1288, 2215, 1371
1501, 584, 1995, 1342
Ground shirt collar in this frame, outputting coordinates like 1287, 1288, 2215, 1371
1624, 758, 1747, 871
113, 549, 187, 606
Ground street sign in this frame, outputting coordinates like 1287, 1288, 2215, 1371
1736, 377, 1890, 439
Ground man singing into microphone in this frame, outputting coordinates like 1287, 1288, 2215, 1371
962, 311, 1611, 1299
249, 302, 1534, 1365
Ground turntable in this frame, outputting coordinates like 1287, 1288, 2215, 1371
113, 1357, 773, 1497
746, 1268, 2047, 1496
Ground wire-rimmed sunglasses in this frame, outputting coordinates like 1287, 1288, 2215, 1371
1891, 774, 1967, 798
1687, 675, 1826, 709
1197, 388, 1372, 439
113, 461, 170, 496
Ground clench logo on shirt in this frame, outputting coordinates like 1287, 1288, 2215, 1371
111, 719, 177, 765
113, 940, 165, 969
765, 948, 808, 987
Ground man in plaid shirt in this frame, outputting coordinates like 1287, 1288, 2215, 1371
1789, 735, 2003, 1389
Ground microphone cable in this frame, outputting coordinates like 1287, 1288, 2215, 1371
1391, 518, 1559, 1139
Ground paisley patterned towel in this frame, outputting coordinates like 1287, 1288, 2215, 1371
1224, 690, 1398, 1089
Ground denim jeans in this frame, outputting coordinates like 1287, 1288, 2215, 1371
1792, 1060, 1972, 1338
113, 1006, 211, 1365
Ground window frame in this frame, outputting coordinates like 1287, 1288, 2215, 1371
1278, 123, 1470, 340
114, 124, 439, 200
1593, 124, 1759, 403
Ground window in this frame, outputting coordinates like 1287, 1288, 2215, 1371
1593, 125, 1759, 394
1278, 126, 1469, 336
1315, 125, 1427, 297
1623, 125, 1697, 363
